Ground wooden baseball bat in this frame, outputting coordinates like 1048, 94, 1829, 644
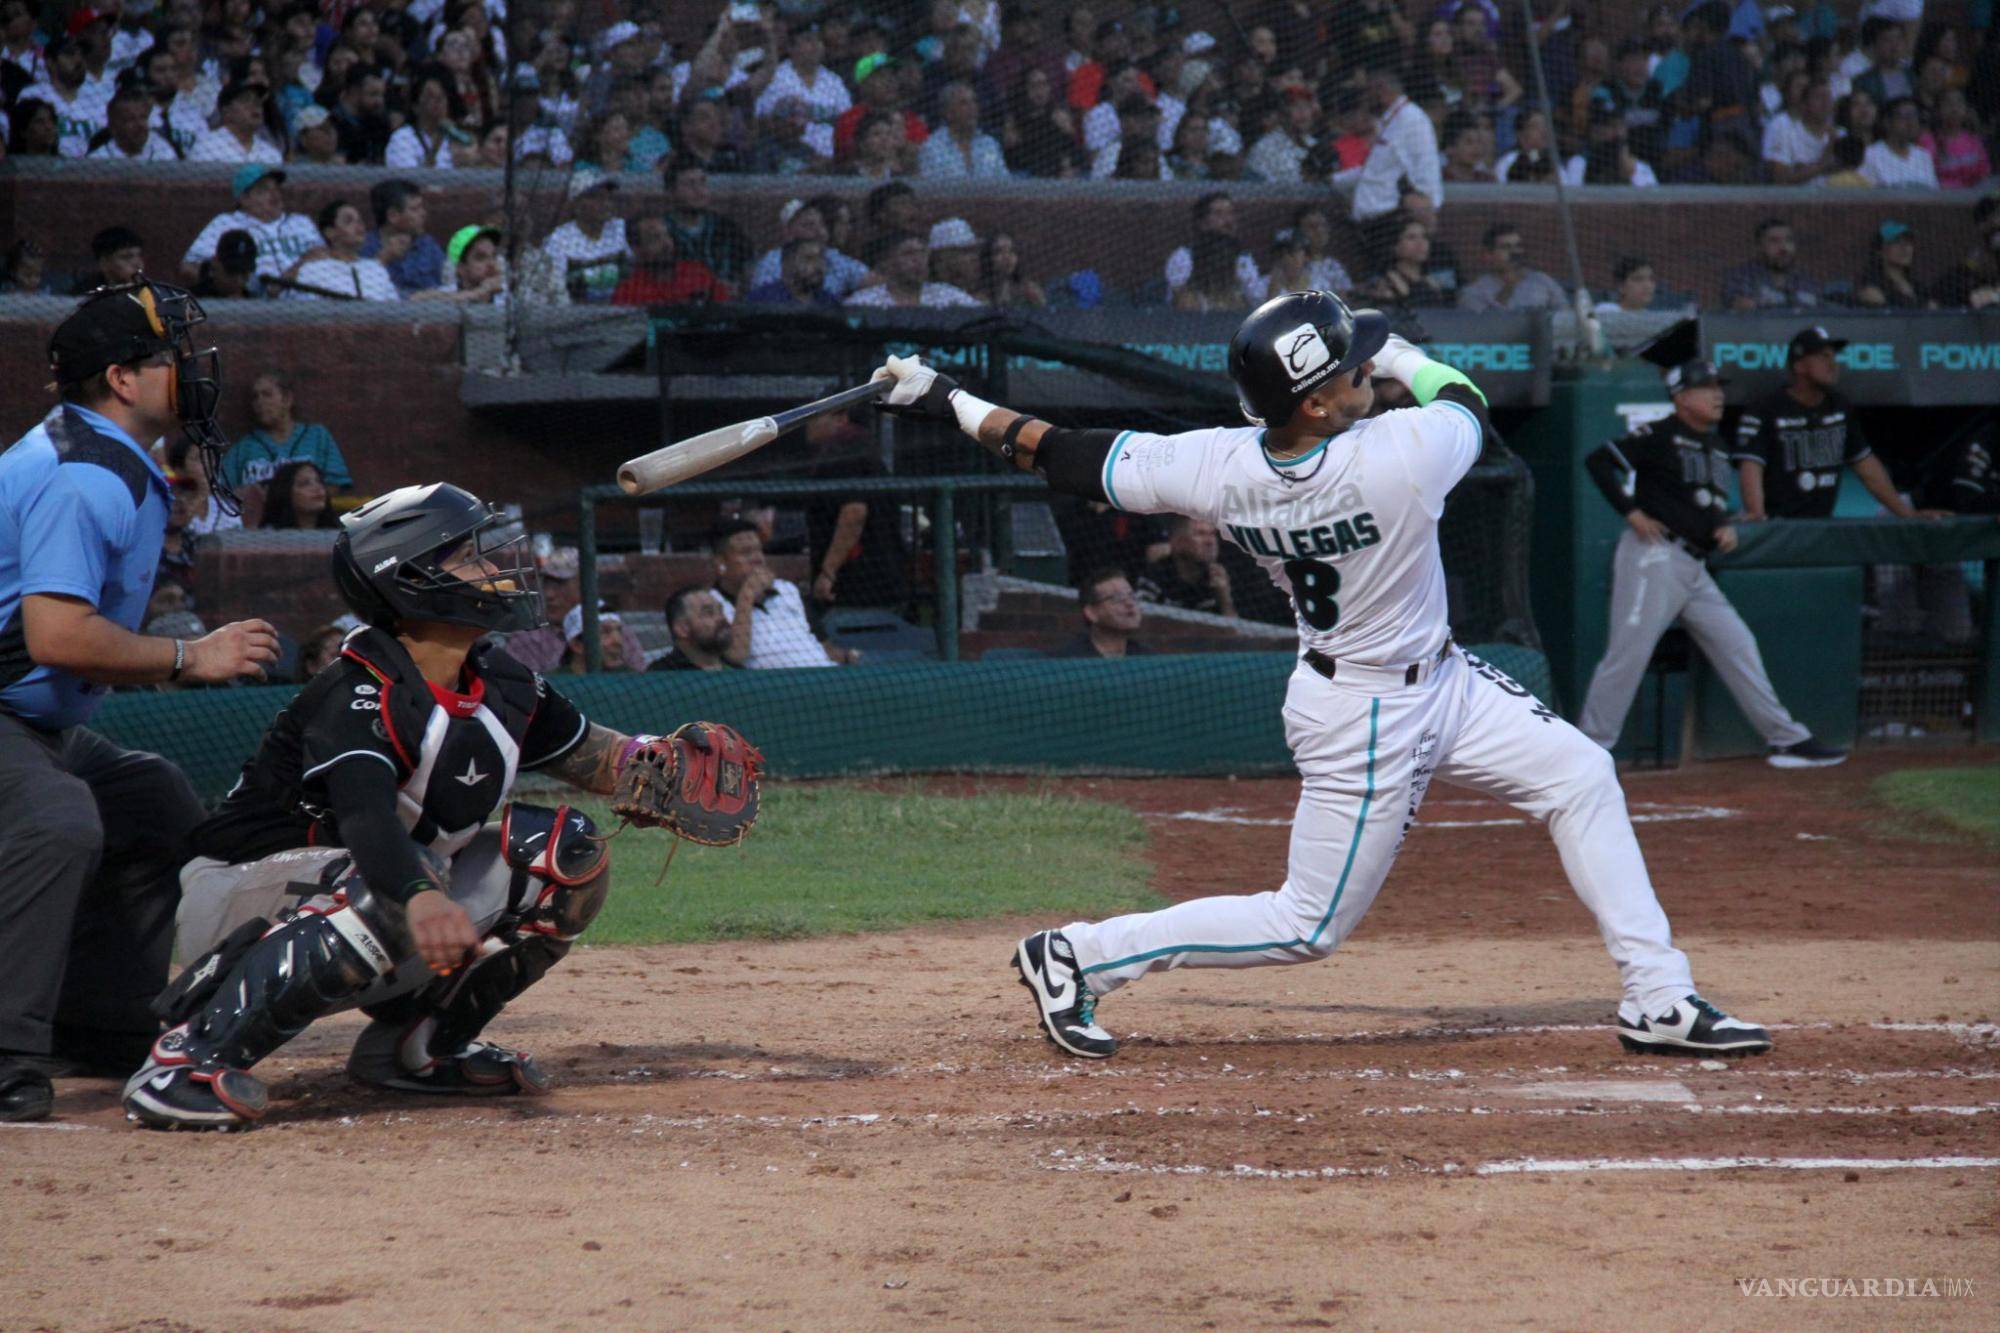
616, 378, 892, 495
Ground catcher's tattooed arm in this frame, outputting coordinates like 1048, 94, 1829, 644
545, 722, 641, 795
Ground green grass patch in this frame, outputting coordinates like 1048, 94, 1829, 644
1872, 765, 2000, 845
570, 782, 1163, 945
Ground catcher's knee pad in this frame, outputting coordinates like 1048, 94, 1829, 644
499, 802, 610, 941
164, 902, 397, 1072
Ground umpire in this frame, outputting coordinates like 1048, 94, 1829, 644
0, 281, 277, 1121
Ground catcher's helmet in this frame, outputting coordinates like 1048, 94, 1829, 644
332, 483, 544, 634
1227, 290, 1391, 426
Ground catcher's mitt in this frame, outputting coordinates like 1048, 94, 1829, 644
610, 721, 764, 847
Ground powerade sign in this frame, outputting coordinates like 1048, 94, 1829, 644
1703, 313, 2000, 406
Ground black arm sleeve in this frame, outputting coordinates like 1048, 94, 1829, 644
322, 759, 442, 907
1433, 381, 1492, 438
1584, 441, 1639, 516
1033, 426, 1118, 502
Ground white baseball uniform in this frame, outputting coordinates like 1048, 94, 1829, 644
1061, 393, 1700, 1021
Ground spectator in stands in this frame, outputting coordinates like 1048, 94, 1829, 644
1851, 15, 1913, 108
650, 587, 736, 672
165, 437, 240, 541
1493, 107, 1557, 182
1594, 38, 1667, 163
847, 109, 909, 181
1921, 90, 1991, 191
1287, 205, 1353, 294
743, 95, 819, 176
864, 181, 922, 249
612, 216, 730, 306
20, 36, 104, 157
709, 518, 842, 669
1105, 104, 1169, 180
1860, 96, 1938, 188
1734, 325, 1925, 522
1164, 191, 1261, 307
1137, 517, 1235, 617
1403, 18, 1459, 118
662, 160, 751, 288
296, 624, 346, 682
87, 83, 173, 160
1174, 232, 1251, 312
1595, 255, 1661, 317
81, 226, 144, 293
542, 170, 629, 304
1353, 66, 1441, 241
919, 79, 1007, 179
844, 229, 978, 308
182, 165, 321, 284
975, 232, 1046, 308
1680, 1, 1761, 164
0, 242, 50, 298
1853, 219, 1936, 308
385, 66, 461, 170
1362, 214, 1453, 310
576, 107, 637, 177
803, 410, 908, 614
927, 217, 982, 293
1458, 223, 1566, 312
436, 225, 505, 304
1824, 90, 1879, 183
756, 20, 849, 161
669, 98, 742, 176
258, 461, 337, 531
1165, 109, 1216, 180
222, 370, 352, 493
1245, 85, 1319, 184
329, 65, 389, 166
1763, 75, 1836, 183
5, 98, 58, 156
190, 78, 281, 164
1439, 108, 1497, 183
504, 547, 643, 674
746, 237, 837, 308
1565, 104, 1661, 186
1936, 194, 2000, 309
1721, 217, 1823, 309
289, 199, 399, 302
744, 197, 868, 300
191, 229, 259, 300
1061, 568, 1150, 660
1004, 64, 1081, 178
557, 601, 632, 673
292, 105, 341, 165
836, 53, 926, 164
1451, 3, 1523, 115
0, 0, 43, 83
133, 45, 197, 158
437, 27, 498, 131
358, 180, 445, 296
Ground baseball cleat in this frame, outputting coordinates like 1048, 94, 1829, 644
1767, 737, 1847, 769
122, 1062, 268, 1131
349, 1035, 553, 1096
1014, 930, 1117, 1059
1617, 995, 1772, 1056
0, 1058, 54, 1123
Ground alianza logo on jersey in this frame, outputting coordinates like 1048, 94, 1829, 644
1226, 511, 1382, 561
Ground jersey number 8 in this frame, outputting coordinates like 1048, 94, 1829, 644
1283, 559, 1341, 631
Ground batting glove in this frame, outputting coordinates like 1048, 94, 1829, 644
873, 355, 961, 421
1372, 334, 1430, 387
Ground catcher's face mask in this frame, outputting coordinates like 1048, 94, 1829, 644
414, 518, 546, 633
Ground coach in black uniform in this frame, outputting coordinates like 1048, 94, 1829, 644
1920, 428, 2000, 516
1575, 355, 1846, 768
1732, 326, 1923, 521
0, 283, 277, 1123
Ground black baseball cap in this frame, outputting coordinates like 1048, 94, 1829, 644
215, 228, 258, 274
1635, 316, 1726, 393
1664, 359, 1728, 393
48, 282, 177, 384
1786, 325, 1849, 364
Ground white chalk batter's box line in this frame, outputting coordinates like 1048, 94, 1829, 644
1038, 1149, 2000, 1181
1156, 802, 1739, 830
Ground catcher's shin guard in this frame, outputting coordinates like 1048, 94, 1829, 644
348, 804, 609, 1093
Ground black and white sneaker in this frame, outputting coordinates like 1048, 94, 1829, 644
122, 1062, 268, 1131
1013, 930, 1117, 1059
1617, 995, 1772, 1056
1767, 737, 1847, 769
348, 1017, 553, 1096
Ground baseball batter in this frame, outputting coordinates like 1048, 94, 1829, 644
874, 291, 1771, 1060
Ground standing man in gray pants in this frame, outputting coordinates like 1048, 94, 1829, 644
1576, 354, 1847, 770
0, 281, 277, 1121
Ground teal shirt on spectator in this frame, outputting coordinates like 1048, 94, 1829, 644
220, 423, 353, 491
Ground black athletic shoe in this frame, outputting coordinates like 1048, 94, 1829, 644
1013, 930, 1117, 1059
0, 1057, 54, 1122
122, 1061, 268, 1131
1767, 737, 1847, 769
1617, 995, 1772, 1056
352, 1039, 553, 1096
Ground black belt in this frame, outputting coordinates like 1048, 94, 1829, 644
1302, 639, 1452, 686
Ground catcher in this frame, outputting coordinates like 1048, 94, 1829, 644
124, 482, 760, 1131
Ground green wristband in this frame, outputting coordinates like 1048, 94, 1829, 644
1410, 360, 1487, 407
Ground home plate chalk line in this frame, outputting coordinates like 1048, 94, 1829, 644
1040, 1150, 2000, 1180
1160, 802, 1737, 830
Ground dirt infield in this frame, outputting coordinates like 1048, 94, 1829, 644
6, 751, 1997, 1330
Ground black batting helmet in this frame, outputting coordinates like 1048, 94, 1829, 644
1227, 290, 1390, 426
332, 483, 544, 634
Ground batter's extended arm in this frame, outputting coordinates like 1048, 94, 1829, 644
873, 356, 1117, 501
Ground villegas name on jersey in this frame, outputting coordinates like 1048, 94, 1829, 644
1226, 511, 1382, 561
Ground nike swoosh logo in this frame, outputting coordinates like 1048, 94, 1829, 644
1042, 967, 1068, 1001
148, 1072, 175, 1091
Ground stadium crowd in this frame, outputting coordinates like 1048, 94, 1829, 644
3, 1, 1997, 312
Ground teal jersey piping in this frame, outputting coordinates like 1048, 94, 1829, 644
1101, 429, 1133, 508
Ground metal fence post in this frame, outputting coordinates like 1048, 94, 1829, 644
579, 491, 601, 673
935, 483, 958, 661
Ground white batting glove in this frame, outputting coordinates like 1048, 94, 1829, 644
872, 354, 940, 407
1372, 333, 1430, 387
